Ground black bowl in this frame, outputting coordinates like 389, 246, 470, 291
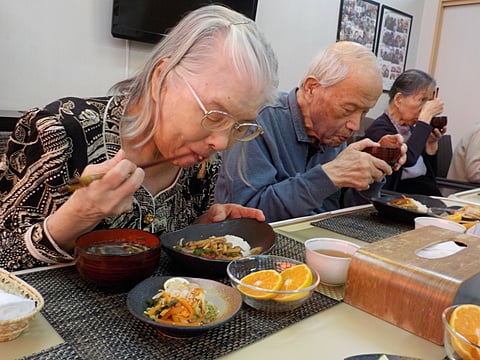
371, 193, 446, 224
127, 276, 242, 338
159, 218, 276, 277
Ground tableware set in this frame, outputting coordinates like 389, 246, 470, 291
226, 255, 320, 313
304, 237, 359, 286
75, 228, 161, 290
127, 276, 242, 337
160, 218, 276, 277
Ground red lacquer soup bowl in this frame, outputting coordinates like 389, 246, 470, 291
75, 229, 161, 290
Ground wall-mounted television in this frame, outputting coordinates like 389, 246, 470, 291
111, 0, 259, 44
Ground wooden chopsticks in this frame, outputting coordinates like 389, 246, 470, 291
58, 153, 204, 194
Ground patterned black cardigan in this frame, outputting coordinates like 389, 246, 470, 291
0, 96, 220, 271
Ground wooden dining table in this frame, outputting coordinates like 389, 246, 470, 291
2, 204, 447, 360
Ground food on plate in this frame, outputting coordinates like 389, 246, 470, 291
144, 277, 218, 326
174, 235, 262, 260
387, 195, 428, 213
448, 304, 480, 360
237, 264, 313, 302
440, 205, 480, 229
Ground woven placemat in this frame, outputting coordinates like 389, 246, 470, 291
311, 208, 413, 243
19, 234, 338, 360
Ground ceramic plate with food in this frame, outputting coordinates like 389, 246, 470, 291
127, 276, 242, 338
160, 218, 276, 277
372, 193, 480, 226
371, 193, 446, 224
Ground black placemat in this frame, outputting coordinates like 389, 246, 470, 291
311, 209, 413, 243
19, 234, 338, 360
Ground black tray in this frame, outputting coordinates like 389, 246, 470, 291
371, 193, 446, 224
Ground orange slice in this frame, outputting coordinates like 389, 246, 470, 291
237, 269, 283, 300
449, 304, 480, 360
274, 264, 313, 302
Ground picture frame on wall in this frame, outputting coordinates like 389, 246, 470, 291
336, 0, 380, 52
376, 5, 413, 91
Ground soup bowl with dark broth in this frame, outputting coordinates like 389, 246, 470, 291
304, 238, 360, 286
75, 229, 161, 290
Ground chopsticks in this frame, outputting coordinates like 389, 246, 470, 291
58, 153, 200, 194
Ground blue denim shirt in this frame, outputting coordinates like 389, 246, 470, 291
215, 89, 380, 222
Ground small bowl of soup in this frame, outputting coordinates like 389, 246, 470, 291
75, 229, 161, 290
304, 238, 360, 286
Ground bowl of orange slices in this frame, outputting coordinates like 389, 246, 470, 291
226, 255, 319, 312
442, 304, 480, 360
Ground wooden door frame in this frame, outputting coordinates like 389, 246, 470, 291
429, 0, 480, 75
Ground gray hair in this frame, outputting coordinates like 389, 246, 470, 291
388, 69, 436, 103
111, 4, 278, 145
301, 41, 381, 87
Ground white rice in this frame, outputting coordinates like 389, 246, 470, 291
224, 235, 250, 256
411, 199, 428, 213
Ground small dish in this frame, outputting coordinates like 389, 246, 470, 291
160, 218, 276, 277
414, 217, 466, 232
227, 255, 319, 313
466, 222, 480, 237
442, 304, 480, 360
304, 238, 360, 286
127, 276, 242, 338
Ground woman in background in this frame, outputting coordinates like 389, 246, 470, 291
0, 5, 278, 271
365, 69, 444, 195
448, 123, 480, 183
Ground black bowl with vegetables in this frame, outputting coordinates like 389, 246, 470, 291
159, 218, 276, 277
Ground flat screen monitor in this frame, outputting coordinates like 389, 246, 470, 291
111, 0, 259, 44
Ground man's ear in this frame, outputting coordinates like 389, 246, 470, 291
303, 76, 320, 98
150, 58, 170, 103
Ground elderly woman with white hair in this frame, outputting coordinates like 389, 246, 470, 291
0, 5, 278, 271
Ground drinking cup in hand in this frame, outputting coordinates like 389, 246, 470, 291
431, 116, 448, 131
363, 146, 402, 167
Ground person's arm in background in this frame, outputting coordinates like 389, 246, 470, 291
463, 130, 480, 183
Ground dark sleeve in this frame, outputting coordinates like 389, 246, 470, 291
0, 102, 86, 271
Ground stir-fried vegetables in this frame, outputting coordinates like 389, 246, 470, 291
144, 278, 218, 326
174, 235, 262, 260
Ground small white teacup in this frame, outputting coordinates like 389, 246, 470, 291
414, 217, 466, 233
304, 238, 360, 287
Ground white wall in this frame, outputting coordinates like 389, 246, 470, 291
0, 0, 431, 119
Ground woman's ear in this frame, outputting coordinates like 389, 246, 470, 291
150, 58, 170, 103
393, 92, 403, 106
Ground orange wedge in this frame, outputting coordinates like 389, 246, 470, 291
274, 264, 313, 302
237, 269, 283, 300
449, 304, 480, 360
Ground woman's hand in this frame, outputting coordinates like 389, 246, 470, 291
47, 150, 145, 251
196, 203, 266, 224
426, 126, 446, 155
418, 98, 444, 124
